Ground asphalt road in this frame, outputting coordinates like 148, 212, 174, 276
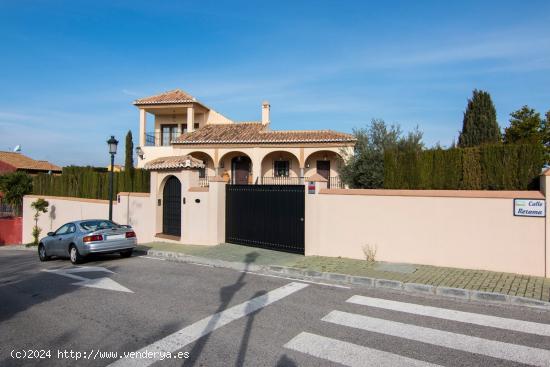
1, 249, 550, 367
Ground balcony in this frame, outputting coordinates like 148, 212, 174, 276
145, 131, 181, 147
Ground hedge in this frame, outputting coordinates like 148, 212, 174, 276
384, 144, 544, 190
32, 166, 150, 200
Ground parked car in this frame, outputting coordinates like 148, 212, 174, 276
38, 219, 137, 264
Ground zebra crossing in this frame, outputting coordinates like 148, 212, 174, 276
284, 295, 550, 366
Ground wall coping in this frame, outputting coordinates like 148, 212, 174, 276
24, 195, 109, 204
118, 192, 151, 197
188, 187, 209, 192
117, 192, 150, 197
319, 189, 545, 199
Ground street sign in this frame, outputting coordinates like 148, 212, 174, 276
513, 199, 545, 217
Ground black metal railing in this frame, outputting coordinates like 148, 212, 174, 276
0, 201, 17, 218
259, 176, 344, 188
144, 131, 182, 147
260, 176, 305, 185
329, 176, 345, 189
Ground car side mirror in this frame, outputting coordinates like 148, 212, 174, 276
47, 232, 55, 236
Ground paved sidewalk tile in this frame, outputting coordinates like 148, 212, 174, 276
139, 242, 550, 302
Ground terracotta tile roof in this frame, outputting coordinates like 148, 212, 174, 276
133, 89, 197, 105
172, 123, 356, 145
0, 151, 61, 172
143, 155, 205, 171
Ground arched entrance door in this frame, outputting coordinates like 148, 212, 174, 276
162, 176, 181, 236
231, 156, 252, 184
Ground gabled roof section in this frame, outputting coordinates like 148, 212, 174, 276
0, 151, 62, 172
172, 123, 356, 145
133, 89, 197, 106
143, 155, 205, 171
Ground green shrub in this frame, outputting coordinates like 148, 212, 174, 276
384, 143, 543, 190
32, 166, 150, 200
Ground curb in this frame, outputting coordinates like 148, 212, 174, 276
0, 245, 35, 251
139, 249, 550, 311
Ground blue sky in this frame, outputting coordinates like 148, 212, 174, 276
0, 1, 549, 167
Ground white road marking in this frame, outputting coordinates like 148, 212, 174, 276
138, 256, 166, 261
347, 295, 550, 337
109, 282, 309, 367
43, 267, 132, 293
240, 271, 351, 289
284, 332, 441, 367
322, 310, 550, 367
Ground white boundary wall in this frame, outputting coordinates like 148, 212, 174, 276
306, 187, 547, 277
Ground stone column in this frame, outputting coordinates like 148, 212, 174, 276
541, 170, 550, 278
307, 173, 328, 193
208, 176, 227, 245
139, 109, 147, 147
187, 106, 195, 133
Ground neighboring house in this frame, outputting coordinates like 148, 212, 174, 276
134, 89, 356, 187
0, 151, 61, 175
108, 164, 124, 172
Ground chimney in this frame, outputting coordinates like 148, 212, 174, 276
262, 100, 270, 125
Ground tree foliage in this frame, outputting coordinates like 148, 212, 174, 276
125, 130, 134, 172
125, 130, 135, 191
30, 198, 49, 245
0, 171, 33, 216
340, 119, 423, 188
458, 89, 501, 147
503, 105, 542, 145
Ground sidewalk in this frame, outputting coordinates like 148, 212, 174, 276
138, 242, 550, 304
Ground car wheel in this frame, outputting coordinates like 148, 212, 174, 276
38, 244, 50, 261
120, 249, 133, 258
69, 245, 83, 264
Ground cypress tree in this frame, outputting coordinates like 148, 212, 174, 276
125, 130, 134, 172
125, 130, 135, 191
458, 89, 501, 147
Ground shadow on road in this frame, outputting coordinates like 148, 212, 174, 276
183, 251, 268, 366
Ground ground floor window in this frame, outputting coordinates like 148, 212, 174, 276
274, 160, 290, 177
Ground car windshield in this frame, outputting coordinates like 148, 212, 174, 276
79, 220, 120, 231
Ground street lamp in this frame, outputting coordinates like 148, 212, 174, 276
107, 135, 118, 221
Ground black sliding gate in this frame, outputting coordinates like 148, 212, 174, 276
226, 185, 305, 254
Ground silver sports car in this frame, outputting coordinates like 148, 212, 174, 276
38, 219, 137, 264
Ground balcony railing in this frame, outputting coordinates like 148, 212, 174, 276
257, 176, 345, 188
329, 176, 345, 189
144, 131, 182, 147
260, 176, 305, 185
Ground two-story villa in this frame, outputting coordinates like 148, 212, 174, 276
134, 89, 355, 187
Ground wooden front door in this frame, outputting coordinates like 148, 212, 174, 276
316, 160, 330, 180
232, 156, 251, 184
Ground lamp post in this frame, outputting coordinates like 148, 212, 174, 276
107, 135, 119, 221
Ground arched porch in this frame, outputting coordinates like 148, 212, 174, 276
188, 151, 216, 187
218, 151, 253, 185
260, 151, 301, 185
304, 150, 345, 188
